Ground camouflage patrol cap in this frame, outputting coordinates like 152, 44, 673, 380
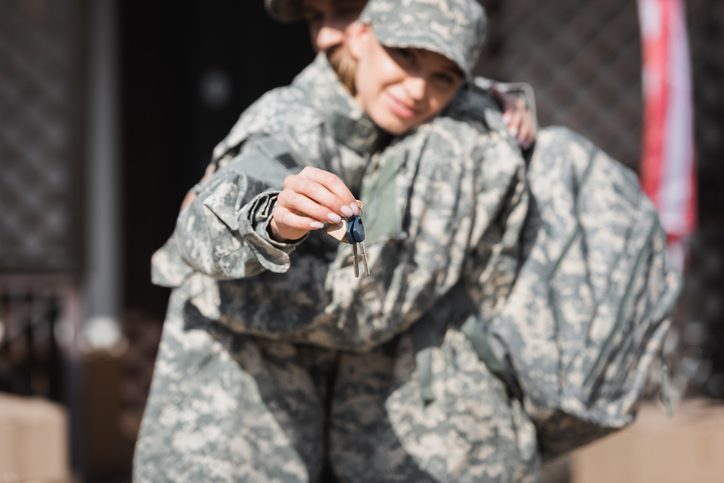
264, 0, 303, 23
360, 0, 487, 77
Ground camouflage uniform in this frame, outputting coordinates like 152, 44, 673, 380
135, 1, 541, 481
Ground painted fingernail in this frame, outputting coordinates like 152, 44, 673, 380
350, 203, 360, 215
327, 213, 342, 223
310, 221, 324, 230
340, 205, 353, 217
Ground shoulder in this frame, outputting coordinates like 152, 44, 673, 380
443, 82, 509, 135
415, 87, 516, 163
212, 84, 324, 163
392, 108, 521, 184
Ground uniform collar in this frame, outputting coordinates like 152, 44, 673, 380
295, 54, 388, 155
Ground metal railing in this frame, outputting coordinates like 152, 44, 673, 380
0, 275, 80, 402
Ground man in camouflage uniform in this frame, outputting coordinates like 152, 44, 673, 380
135, 0, 540, 481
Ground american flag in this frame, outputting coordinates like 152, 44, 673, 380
638, 0, 697, 271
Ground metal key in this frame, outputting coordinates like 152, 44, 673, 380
346, 215, 370, 277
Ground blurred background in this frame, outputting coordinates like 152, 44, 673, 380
1, 0, 722, 481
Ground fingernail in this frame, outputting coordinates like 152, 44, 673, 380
502, 113, 510, 123
340, 205, 353, 217
510, 127, 518, 137
327, 213, 342, 223
350, 203, 360, 216
310, 221, 324, 230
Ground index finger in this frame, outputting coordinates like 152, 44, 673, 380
299, 167, 357, 207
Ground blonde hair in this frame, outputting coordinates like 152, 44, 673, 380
328, 45, 358, 96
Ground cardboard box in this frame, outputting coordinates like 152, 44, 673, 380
80, 349, 134, 479
571, 400, 724, 483
0, 393, 70, 482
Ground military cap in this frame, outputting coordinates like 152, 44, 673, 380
360, 0, 487, 77
264, 0, 304, 23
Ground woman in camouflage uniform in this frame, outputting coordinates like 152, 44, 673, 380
135, 0, 541, 481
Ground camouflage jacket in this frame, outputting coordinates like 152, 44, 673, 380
152, 53, 529, 351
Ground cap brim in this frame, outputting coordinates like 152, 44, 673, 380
372, 26, 470, 77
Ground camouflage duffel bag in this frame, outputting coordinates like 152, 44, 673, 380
463, 127, 680, 459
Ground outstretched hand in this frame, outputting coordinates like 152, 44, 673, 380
269, 166, 361, 242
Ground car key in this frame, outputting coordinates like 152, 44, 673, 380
346, 215, 370, 277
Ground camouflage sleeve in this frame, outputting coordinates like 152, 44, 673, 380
473, 76, 538, 123
173, 136, 306, 279
463, 136, 529, 322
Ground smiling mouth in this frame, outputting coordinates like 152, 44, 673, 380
385, 93, 417, 120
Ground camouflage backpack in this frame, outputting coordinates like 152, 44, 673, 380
462, 126, 680, 459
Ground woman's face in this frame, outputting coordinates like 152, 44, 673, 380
348, 24, 463, 135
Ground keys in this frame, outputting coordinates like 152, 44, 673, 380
346, 215, 370, 277
325, 214, 370, 278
